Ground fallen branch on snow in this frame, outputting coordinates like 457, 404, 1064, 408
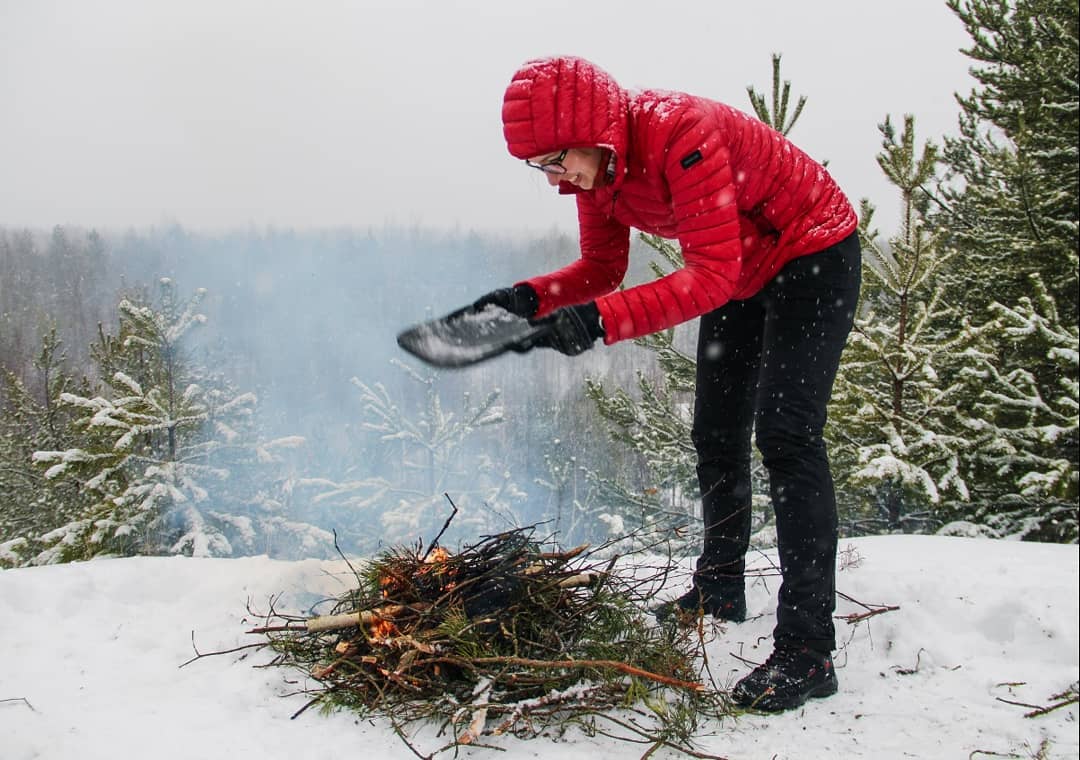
835, 590, 900, 624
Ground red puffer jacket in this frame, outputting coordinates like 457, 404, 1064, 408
502, 56, 858, 344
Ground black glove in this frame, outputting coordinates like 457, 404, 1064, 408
472, 284, 539, 319
529, 302, 605, 356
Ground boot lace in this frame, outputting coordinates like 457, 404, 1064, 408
758, 645, 812, 675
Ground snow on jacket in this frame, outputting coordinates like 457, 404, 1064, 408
501, 56, 858, 344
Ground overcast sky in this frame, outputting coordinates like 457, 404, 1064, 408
1, 0, 975, 237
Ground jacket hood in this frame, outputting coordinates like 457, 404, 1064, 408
502, 56, 630, 176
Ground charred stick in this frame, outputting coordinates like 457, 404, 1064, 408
289, 694, 324, 720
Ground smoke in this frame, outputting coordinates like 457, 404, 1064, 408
2, 223, 676, 557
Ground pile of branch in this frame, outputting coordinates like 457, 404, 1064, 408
245, 525, 728, 757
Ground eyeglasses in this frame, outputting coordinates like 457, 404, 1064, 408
525, 149, 569, 175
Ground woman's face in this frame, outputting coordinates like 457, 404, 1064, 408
528, 148, 603, 190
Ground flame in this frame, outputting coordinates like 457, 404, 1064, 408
418, 546, 455, 587
379, 572, 396, 599
425, 546, 451, 564
369, 617, 398, 639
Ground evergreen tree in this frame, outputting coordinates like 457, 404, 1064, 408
302, 360, 526, 553
746, 53, 809, 136
829, 116, 991, 533
931, 0, 1079, 540
0, 331, 95, 565
940, 0, 1079, 323
526, 395, 688, 550
948, 274, 1079, 541
582, 233, 713, 546
24, 280, 329, 562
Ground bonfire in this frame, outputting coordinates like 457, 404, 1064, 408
234, 518, 733, 758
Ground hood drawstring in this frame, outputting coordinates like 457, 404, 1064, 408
593, 148, 618, 188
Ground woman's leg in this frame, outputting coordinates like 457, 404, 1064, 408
691, 296, 766, 596
753, 233, 861, 653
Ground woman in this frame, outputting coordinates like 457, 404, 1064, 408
473, 56, 861, 712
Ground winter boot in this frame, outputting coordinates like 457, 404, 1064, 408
731, 644, 838, 711
652, 586, 746, 624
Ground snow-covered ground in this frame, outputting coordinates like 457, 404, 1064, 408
1, 536, 1077, 760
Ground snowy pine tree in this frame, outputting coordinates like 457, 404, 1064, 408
829, 116, 991, 532
940, 0, 1078, 322
24, 280, 330, 563
745, 53, 809, 137
0, 331, 95, 565
301, 360, 526, 552
946, 275, 1079, 541
930, 0, 1079, 540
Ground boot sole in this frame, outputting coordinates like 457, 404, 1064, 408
809, 679, 839, 700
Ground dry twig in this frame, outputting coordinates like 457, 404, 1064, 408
835, 590, 900, 624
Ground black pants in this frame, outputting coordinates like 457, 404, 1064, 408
690, 232, 861, 654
